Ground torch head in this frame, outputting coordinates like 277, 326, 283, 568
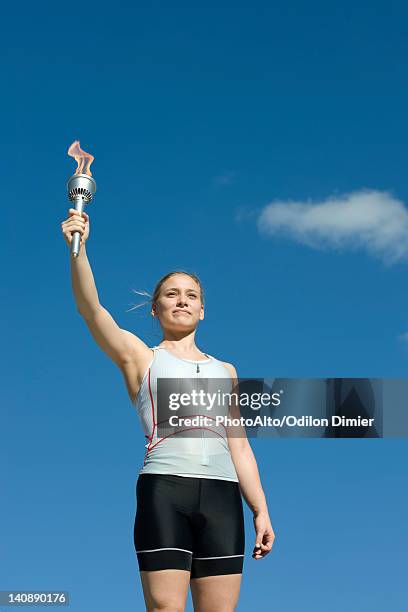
67, 173, 97, 203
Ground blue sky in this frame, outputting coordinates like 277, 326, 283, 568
2, 1, 408, 610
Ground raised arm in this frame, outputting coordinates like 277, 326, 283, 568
61, 208, 151, 371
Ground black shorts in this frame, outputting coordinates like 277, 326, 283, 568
134, 473, 245, 578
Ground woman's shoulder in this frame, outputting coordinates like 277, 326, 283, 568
213, 357, 238, 380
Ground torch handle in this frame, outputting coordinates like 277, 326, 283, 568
71, 196, 86, 258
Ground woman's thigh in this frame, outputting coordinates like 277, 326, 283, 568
190, 478, 245, 579
134, 474, 195, 573
190, 574, 242, 612
140, 569, 190, 612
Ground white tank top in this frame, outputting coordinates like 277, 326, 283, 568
133, 345, 239, 482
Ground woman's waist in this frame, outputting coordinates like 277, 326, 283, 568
141, 450, 238, 480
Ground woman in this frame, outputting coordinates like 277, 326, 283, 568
61, 208, 275, 612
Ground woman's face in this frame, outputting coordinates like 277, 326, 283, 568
152, 274, 204, 330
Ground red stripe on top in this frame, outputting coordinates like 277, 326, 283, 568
146, 425, 227, 452
143, 368, 156, 465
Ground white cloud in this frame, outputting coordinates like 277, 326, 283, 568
257, 189, 408, 264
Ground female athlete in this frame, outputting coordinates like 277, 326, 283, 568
61, 207, 275, 611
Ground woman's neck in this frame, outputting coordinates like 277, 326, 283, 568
158, 339, 207, 358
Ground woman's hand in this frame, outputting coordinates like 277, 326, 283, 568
252, 511, 275, 560
61, 208, 90, 248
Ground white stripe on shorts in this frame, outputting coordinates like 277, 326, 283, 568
193, 554, 244, 560
136, 547, 193, 554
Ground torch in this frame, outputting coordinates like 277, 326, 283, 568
67, 141, 97, 258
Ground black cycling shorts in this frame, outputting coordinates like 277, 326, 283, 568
134, 473, 245, 578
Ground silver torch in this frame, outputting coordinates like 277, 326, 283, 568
67, 141, 97, 258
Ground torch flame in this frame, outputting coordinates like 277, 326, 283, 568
67, 140, 95, 176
